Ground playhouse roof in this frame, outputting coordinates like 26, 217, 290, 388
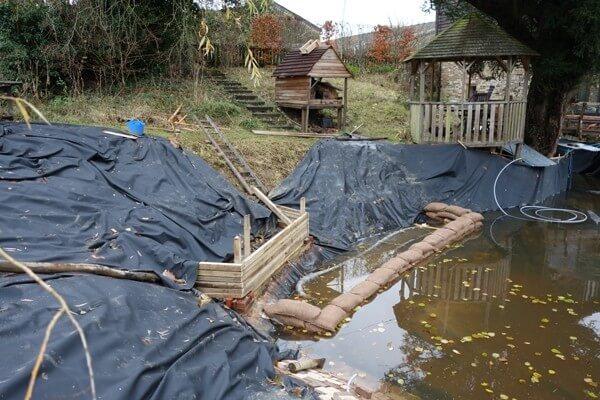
405, 13, 539, 62
273, 46, 352, 78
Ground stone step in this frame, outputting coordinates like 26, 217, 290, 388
252, 112, 281, 119
234, 94, 259, 101
247, 105, 274, 112
238, 100, 266, 106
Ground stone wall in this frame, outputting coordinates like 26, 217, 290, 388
440, 62, 528, 102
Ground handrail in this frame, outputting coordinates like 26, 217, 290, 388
409, 100, 526, 106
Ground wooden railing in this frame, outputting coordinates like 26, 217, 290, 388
409, 101, 527, 147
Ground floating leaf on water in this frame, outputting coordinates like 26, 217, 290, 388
499, 305, 505, 309
429, 313, 437, 318
555, 354, 566, 360
585, 390, 598, 399
507, 344, 516, 349
541, 318, 550, 323
442, 259, 452, 263
569, 336, 578, 341
415, 347, 424, 353
488, 332, 496, 337
500, 395, 509, 400
418, 303, 425, 307
551, 348, 562, 354
485, 388, 494, 393
471, 362, 478, 367
492, 353, 500, 359
480, 382, 489, 387
531, 372, 542, 383
584, 378, 598, 388
461, 336, 473, 343
548, 369, 556, 375
518, 379, 527, 384
573, 356, 580, 361
452, 349, 461, 355
397, 378, 404, 385
441, 339, 449, 344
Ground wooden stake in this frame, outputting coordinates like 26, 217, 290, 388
243, 215, 251, 258
300, 197, 306, 213
233, 236, 242, 263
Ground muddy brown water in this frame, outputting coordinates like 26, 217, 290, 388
275, 176, 600, 400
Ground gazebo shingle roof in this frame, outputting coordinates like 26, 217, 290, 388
405, 14, 539, 62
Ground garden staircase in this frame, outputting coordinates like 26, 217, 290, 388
208, 70, 297, 131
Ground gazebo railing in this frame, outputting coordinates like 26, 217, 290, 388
409, 100, 527, 147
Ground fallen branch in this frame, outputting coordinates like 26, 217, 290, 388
0, 248, 96, 400
0, 261, 159, 283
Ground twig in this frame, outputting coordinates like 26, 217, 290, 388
26, 309, 65, 400
0, 247, 96, 400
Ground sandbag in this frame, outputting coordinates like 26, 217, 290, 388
397, 249, 424, 264
424, 202, 448, 212
464, 212, 484, 223
331, 293, 364, 313
269, 314, 308, 329
409, 241, 435, 256
380, 257, 410, 274
367, 268, 398, 286
425, 212, 443, 221
446, 205, 470, 217
350, 281, 380, 299
264, 299, 321, 321
435, 211, 459, 221
309, 305, 348, 332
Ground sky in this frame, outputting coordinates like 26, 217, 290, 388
275, 0, 435, 34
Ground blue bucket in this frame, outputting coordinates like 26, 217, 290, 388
127, 119, 145, 136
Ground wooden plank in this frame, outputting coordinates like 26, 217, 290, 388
196, 280, 243, 289
278, 205, 303, 220
473, 104, 481, 143
251, 130, 337, 138
489, 103, 496, 143
252, 186, 293, 225
243, 235, 307, 296
197, 287, 244, 298
233, 236, 242, 263
498, 103, 504, 142
481, 103, 488, 143
198, 262, 243, 272
243, 215, 251, 259
423, 104, 431, 142
242, 215, 309, 278
445, 106, 451, 142
466, 105, 473, 143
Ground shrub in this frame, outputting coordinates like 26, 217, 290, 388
191, 101, 242, 121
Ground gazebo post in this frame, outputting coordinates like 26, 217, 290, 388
505, 56, 513, 101
522, 57, 531, 100
342, 77, 348, 127
419, 62, 427, 102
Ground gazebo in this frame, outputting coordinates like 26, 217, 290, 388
273, 41, 352, 132
404, 14, 539, 148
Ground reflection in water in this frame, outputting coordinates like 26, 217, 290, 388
277, 177, 600, 400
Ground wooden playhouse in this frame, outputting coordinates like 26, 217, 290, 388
273, 41, 352, 132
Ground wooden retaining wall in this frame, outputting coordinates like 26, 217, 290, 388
196, 203, 309, 298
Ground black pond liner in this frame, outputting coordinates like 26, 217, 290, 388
0, 123, 274, 289
265, 139, 572, 303
0, 273, 284, 400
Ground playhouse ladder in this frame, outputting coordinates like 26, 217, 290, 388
194, 114, 267, 195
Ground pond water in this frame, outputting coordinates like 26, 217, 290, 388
275, 176, 600, 400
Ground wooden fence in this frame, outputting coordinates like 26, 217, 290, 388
409, 101, 527, 147
196, 202, 309, 298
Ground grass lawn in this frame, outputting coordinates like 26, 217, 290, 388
30, 68, 410, 190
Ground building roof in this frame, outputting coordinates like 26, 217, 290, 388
273, 46, 352, 78
406, 13, 539, 62
271, 2, 321, 33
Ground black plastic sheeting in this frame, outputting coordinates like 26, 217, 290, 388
0, 123, 272, 288
557, 139, 600, 177
271, 140, 571, 251
0, 273, 281, 400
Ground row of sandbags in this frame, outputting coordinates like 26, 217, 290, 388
263, 203, 484, 333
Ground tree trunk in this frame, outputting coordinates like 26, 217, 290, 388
523, 68, 568, 157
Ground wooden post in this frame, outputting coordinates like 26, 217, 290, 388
233, 236, 242, 263
243, 215, 251, 258
522, 57, 531, 101
505, 57, 513, 101
430, 62, 435, 101
504, 57, 514, 143
419, 62, 426, 102
300, 197, 306, 213
342, 77, 348, 128
301, 108, 308, 132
